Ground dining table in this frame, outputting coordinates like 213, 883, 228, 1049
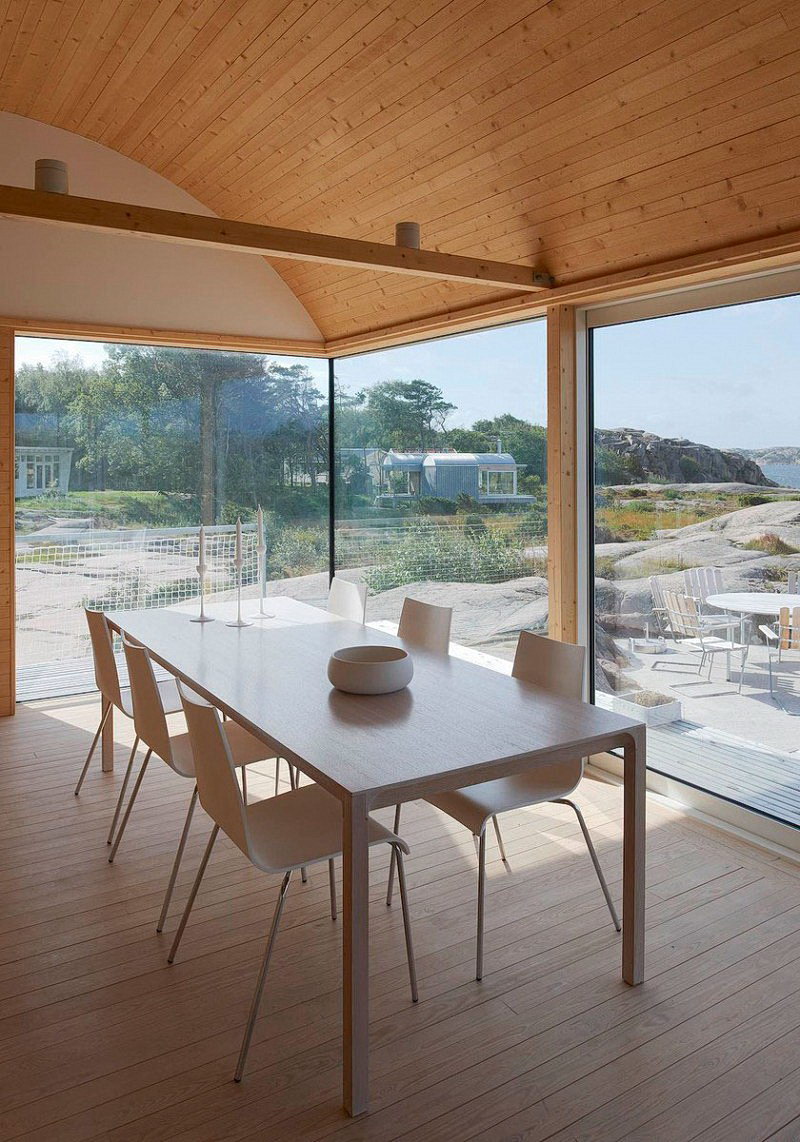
104, 596, 646, 1117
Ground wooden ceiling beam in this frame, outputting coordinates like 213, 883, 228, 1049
0, 185, 553, 292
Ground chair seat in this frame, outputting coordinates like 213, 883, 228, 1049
683, 637, 745, 653
119, 676, 182, 718
246, 783, 406, 874
426, 761, 582, 837
168, 721, 275, 779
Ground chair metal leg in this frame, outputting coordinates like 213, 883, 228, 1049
168, 824, 219, 964
234, 870, 292, 1082
476, 830, 487, 981
328, 858, 337, 920
241, 767, 247, 802
554, 798, 621, 932
274, 758, 281, 796
491, 815, 508, 862
157, 785, 198, 933
73, 702, 112, 795
394, 847, 418, 1003
108, 749, 151, 863
386, 803, 402, 906
106, 736, 139, 845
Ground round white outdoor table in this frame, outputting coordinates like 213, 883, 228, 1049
706, 592, 800, 642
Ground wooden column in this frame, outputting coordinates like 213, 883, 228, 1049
546, 304, 578, 644
0, 327, 14, 716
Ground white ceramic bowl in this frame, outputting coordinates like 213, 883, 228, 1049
327, 645, 413, 695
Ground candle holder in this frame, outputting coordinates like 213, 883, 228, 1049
226, 534, 252, 628
253, 538, 275, 620
190, 540, 214, 624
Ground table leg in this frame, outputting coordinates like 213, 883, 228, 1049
622, 728, 646, 985
101, 697, 114, 772
342, 792, 370, 1116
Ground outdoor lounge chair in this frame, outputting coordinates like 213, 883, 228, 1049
759, 606, 800, 713
662, 590, 749, 693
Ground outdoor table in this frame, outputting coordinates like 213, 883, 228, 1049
706, 592, 800, 645
105, 599, 646, 1116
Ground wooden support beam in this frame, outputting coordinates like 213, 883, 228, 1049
547, 304, 578, 645
0, 326, 14, 716
0, 185, 552, 293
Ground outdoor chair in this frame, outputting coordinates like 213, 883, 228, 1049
662, 590, 749, 692
759, 606, 800, 713
387, 630, 620, 981
170, 683, 418, 1082
683, 566, 738, 630
787, 571, 798, 594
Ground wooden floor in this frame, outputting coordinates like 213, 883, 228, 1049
2, 700, 800, 1141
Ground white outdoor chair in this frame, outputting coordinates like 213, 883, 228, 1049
169, 683, 418, 1082
388, 631, 620, 981
111, 635, 275, 933
328, 575, 367, 623
662, 590, 749, 692
649, 575, 670, 636
787, 571, 798, 594
74, 610, 182, 834
682, 567, 738, 630
759, 606, 800, 713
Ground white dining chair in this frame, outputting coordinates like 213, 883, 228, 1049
328, 576, 367, 623
111, 635, 275, 933
388, 630, 621, 981
385, 597, 454, 896
169, 683, 418, 1082
75, 610, 182, 838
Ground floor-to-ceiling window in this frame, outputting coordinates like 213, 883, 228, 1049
590, 294, 800, 828
14, 337, 328, 698
333, 320, 547, 660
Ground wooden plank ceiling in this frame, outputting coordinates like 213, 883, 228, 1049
1, 0, 799, 342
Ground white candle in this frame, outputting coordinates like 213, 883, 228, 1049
198, 525, 206, 569
257, 505, 264, 549
235, 517, 242, 564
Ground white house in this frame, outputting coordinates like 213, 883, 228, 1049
14, 447, 73, 498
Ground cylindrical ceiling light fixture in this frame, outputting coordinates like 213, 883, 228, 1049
34, 159, 69, 194
395, 221, 421, 249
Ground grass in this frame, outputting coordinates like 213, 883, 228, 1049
16, 490, 196, 530
741, 532, 800, 556
596, 502, 720, 542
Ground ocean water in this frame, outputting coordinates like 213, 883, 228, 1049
761, 463, 800, 489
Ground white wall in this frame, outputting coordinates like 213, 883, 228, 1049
0, 113, 322, 343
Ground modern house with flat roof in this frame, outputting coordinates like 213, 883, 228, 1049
379, 449, 533, 503
14, 446, 73, 498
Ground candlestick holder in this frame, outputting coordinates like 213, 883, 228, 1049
226, 551, 252, 628
190, 557, 214, 623
253, 539, 275, 620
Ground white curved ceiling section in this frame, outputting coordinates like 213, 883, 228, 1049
0, 113, 322, 343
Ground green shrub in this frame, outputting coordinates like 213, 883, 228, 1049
738, 493, 769, 507
463, 514, 487, 538
594, 556, 619, 580
742, 532, 800, 556
678, 456, 702, 481
364, 521, 531, 592
626, 487, 647, 498
268, 526, 327, 577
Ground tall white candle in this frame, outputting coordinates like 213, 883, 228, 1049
235, 517, 242, 564
256, 505, 264, 549
198, 524, 206, 569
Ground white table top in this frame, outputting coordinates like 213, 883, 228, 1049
107, 600, 643, 808
706, 592, 800, 615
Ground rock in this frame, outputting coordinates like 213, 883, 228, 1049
596, 428, 774, 486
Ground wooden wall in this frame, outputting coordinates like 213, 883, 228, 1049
0, 327, 13, 715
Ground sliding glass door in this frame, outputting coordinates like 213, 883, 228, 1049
590, 295, 800, 828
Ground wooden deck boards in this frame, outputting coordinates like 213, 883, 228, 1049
0, 697, 799, 1141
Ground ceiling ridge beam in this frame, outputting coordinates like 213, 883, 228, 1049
0, 184, 553, 293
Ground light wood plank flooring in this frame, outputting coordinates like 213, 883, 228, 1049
1, 696, 800, 1141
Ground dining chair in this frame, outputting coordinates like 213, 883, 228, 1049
74, 610, 182, 835
389, 630, 621, 981
385, 596, 454, 896
169, 683, 418, 1082
111, 634, 275, 934
328, 576, 367, 623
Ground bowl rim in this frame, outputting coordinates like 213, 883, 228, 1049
330, 644, 409, 665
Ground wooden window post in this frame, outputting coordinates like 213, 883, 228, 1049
547, 305, 578, 644
0, 326, 14, 715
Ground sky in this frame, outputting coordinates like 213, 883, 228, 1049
14, 292, 800, 450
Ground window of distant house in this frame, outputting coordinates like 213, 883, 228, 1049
479, 468, 514, 494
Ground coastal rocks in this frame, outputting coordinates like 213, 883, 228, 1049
596, 428, 774, 486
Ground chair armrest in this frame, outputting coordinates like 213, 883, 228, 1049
759, 624, 778, 641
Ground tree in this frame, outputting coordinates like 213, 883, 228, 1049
365, 379, 455, 451
468, 414, 547, 482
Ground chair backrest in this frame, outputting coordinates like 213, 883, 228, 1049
788, 570, 798, 594
398, 597, 452, 654
512, 630, 585, 699
179, 684, 250, 858
85, 609, 122, 707
328, 576, 367, 623
663, 590, 700, 638
121, 635, 174, 765
683, 566, 723, 602
778, 606, 800, 651
649, 576, 666, 612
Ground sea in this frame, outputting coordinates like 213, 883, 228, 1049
760, 463, 800, 489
